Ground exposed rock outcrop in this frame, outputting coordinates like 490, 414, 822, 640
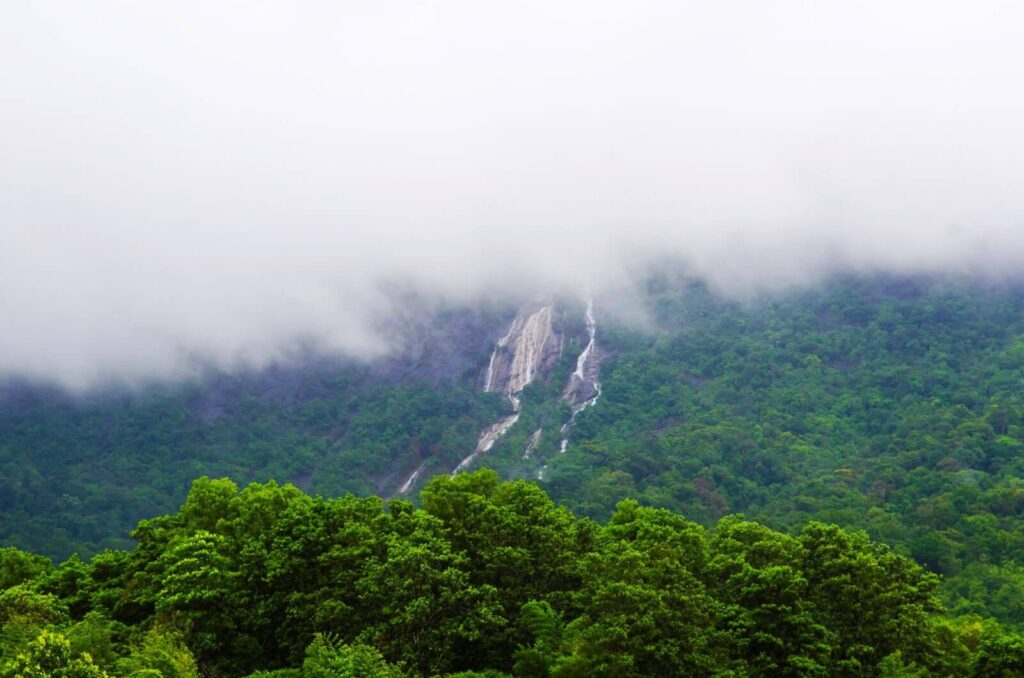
454, 303, 562, 474
483, 304, 563, 395
454, 298, 603, 477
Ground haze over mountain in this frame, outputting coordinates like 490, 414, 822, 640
3, 1, 1024, 387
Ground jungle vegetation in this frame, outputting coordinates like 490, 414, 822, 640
3, 471, 1023, 677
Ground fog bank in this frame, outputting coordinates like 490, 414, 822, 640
2, 1, 1023, 387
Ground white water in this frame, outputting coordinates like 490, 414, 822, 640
453, 408, 520, 474
483, 315, 524, 392
503, 306, 556, 394
398, 461, 428, 495
523, 428, 543, 459
573, 299, 597, 381
454, 305, 558, 474
483, 351, 499, 393
557, 378, 602, 455
557, 300, 601, 456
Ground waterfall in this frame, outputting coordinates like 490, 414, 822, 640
484, 315, 525, 392
454, 304, 560, 474
557, 299, 601, 456
574, 299, 597, 381
523, 428, 543, 459
503, 306, 556, 394
456, 299, 601, 476
397, 461, 428, 495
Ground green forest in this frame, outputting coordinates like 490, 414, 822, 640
3, 471, 1023, 677
538, 276, 1024, 629
6, 273, 1024, 674
0, 366, 505, 558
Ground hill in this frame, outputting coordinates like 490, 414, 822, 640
5, 273, 1024, 629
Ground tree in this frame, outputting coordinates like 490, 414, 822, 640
153, 530, 243, 671
970, 635, 1024, 677
0, 629, 106, 678
708, 517, 831, 676
115, 627, 198, 678
0, 547, 52, 589
301, 634, 404, 678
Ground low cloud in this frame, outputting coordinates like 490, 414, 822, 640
2, 1, 1023, 387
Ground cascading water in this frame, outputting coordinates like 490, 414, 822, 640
397, 298, 599, 488
453, 304, 561, 474
557, 299, 601, 454
397, 460, 428, 495
483, 315, 525, 392
574, 300, 598, 383
523, 428, 543, 459
453, 403, 520, 474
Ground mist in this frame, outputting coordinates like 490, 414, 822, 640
2, 1, 1023, 388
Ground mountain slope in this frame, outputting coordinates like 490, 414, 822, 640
5, 273, 1024, 628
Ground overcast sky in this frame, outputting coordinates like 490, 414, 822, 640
2, 1, 1024, 388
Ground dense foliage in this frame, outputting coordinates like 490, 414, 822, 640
0, 367, 502, 559
4, 471, 1023, 677
523, 275, 1024, 628
7, 273, 1024, 632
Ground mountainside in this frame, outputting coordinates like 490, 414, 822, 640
0, 301, 513, 558
5, 273, 1024, 630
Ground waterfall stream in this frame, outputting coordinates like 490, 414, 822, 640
397, 460, 428, 495
453, 305, 559, 474
523, 427, 543, 459
454, 299, 602, 478
557, 299, 601, 454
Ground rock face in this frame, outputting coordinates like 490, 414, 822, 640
454, 303, 563, 474
483, 304, 563, 395
454, 298, 604, 476
372, 302, 506, 386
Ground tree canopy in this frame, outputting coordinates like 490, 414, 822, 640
2, 472, 1020, 676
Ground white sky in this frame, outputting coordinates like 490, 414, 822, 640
2, 1, 1023, 387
